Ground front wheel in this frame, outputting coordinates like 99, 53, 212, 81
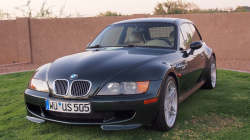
203, 55, 217, 89
151, 76, 178, 131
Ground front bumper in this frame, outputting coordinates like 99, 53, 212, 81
24, 80, 162, 130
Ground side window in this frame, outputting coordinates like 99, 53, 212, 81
101, 26, 123, 46
189, 23, 201, 42
180, 23, 193, 50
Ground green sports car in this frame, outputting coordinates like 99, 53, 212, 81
24, 18, 216, 131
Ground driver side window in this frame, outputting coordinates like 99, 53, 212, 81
179, 23, 193, 50
189, 23, 202, 42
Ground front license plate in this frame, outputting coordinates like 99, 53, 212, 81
45, 100, 91, 113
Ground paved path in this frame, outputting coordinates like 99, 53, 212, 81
218, 68, 250, 74
0, 69, 36, 76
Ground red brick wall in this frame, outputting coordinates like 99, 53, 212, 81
0, 20, 19, 64
0, 18, 31, 65
29, 16, 136, 64
0, 13, 250, 73
148, 13, 250, 60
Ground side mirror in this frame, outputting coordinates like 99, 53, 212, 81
190, 41, 202, 50
189, 41, 202, 55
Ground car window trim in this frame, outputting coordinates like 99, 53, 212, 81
189, 23, 203, 41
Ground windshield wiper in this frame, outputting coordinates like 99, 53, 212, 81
90, 44, 137, 48
127, 44, 134, 47
113, 44, 136, 47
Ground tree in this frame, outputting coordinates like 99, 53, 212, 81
95, 11, 122, 17
153, 0, 200, 15
165, 0, 200, 14
153, 3, 165, 15
13, 0, 83, 19
0, 10, 11, 20
235, 6, 246, 12
152, 0, 247, 15
0, 0, 84, 20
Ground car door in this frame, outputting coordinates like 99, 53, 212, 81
180, 23, 205, 89
172, 51, 189, 95
173, 25, 189, 95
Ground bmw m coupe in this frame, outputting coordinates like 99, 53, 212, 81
24, 18, 216, 131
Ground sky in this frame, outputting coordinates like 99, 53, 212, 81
0, 0, 249, 17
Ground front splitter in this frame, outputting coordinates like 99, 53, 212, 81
26, 116, 45, 123
26, 115, 141, 130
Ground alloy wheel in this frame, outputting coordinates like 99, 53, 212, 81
211, 57, 217, 88
164, 80, 177, 128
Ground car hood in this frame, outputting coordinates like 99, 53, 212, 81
47, 47, 174, 98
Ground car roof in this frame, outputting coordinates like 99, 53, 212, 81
112, 18, 190, 25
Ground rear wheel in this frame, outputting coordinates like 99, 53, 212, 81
150, 76, 178, 131
203, 55, 216, 89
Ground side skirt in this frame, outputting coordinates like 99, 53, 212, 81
178, 80, 205, 103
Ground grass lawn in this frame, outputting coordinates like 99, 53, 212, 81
0, 69, 250, 139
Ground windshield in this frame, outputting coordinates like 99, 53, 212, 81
89, 22, 176, 49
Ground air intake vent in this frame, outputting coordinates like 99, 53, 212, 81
71, 80, 91, 96
48, 111, 106, 119
53, 80, 69, 95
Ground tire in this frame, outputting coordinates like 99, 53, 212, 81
203, 55, 217, 89
150, 76, 178, 132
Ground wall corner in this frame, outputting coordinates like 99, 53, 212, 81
16, 17, 32, 63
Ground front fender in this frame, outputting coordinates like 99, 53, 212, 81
204, 43, 216, 77
32, 63, 52, 81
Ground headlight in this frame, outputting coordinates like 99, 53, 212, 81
124, 82, 137, 93
29, 78, 49, 93
98, 81, 149, 95
107, 82, 120, 92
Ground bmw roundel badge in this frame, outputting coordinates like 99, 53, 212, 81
70, 74, 78, 80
